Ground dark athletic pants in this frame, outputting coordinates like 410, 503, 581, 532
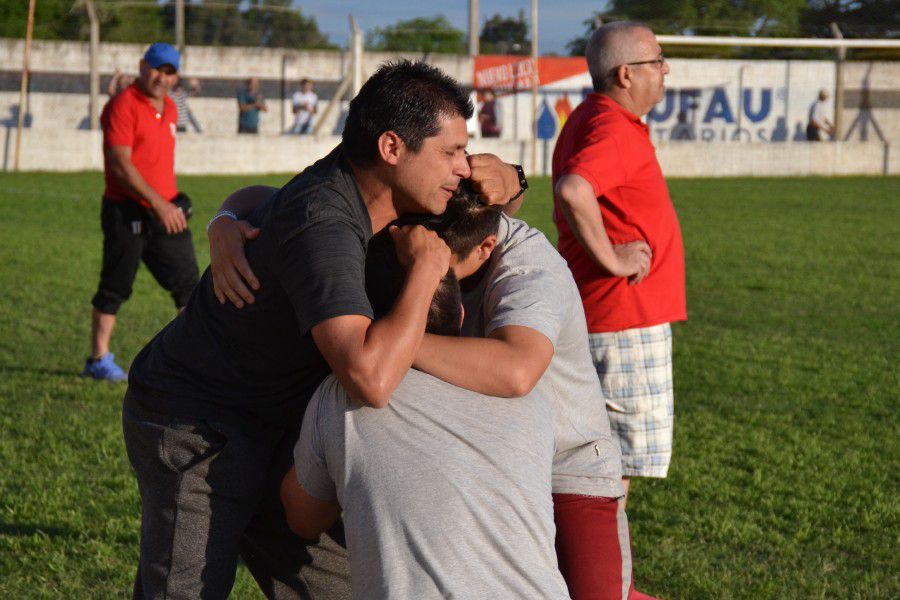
92, 197, 199, 315
122, 390, 351, 600
554, 494, 635, 600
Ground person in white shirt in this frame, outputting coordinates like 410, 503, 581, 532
807, 89, 834, 141
291, 78, 318, 134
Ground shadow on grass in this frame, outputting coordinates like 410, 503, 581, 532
0, 364, 102, 379
0, 520, 74, 539
0, 519, 140, 547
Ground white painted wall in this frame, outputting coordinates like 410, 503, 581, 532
2, 38, 896, 176
4, 128, 893, 177
488, 58, 899, 144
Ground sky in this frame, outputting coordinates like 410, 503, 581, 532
295, 1, 609, 55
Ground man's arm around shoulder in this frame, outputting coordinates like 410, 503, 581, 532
312, 226, 451, 409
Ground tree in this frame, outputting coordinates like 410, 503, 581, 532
0, 0, 70, 39
602, 0, 808, 37
367, 15, 466, 54
480, 11, 530, 55
565, 1, 814, 58
181, 0, 335, 49
0, 0, 334, 48
801, 0, 900, 39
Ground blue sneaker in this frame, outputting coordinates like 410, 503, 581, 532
82, 353, 128, 382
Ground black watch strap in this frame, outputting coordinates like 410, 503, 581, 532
510, 164, 528, 202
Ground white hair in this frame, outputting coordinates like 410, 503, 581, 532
586, 21, 652, 92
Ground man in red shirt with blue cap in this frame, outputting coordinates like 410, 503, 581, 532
83, 42, 199, 381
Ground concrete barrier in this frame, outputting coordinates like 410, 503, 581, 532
3, 127, 894, 177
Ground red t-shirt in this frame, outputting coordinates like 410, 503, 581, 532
101, 83, 178, 206
552, 93, 686, 333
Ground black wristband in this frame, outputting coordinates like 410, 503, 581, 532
510, 164, 528, 202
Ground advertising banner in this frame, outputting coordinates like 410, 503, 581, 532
473, 55, 837, 143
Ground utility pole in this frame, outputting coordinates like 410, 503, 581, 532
15, 0, 37, 171
350, 15, 363, 96
530, 0, 538, 175
468, 0, 479, 56
80, 0, 100, 130
830, 22, 845, 140
175, 0, 185, 57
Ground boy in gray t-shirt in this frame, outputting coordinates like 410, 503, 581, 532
413, 195, 635, 599
292, 371, 569, 599
282, 233, 570, 599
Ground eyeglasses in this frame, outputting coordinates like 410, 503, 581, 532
625, 55, 667, 69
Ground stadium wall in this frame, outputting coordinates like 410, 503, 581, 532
0, 38, 471, 136
1, 39, 897, 176
4, 129, 895, 177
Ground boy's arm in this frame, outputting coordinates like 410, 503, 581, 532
208, 155, 522, 307
206, 185, 275, 307
414, 326, 553, 397
280, 468, 341, 540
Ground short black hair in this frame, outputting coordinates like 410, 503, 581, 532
342, 60, 474, 167
392, 180, 502, 258
365, 232, 462, 337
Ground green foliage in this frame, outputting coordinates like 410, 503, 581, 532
480, 11, 530, 55
0, 0, 83, 40
181, 0, 336, 49
0, 0, 335, 49
605, 0, 807, 37
565, 0, 898, 59
366, 15, 466, 54
0, 172, 898, 598
801, 0, 900, 38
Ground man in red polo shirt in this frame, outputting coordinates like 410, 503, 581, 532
553, 22, 686, 593
83, 43, 199, 381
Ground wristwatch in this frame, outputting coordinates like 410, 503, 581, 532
509, 164, 528, 202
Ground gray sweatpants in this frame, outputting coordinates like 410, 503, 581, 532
122, 390, 351, 600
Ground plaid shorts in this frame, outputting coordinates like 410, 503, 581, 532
589, 323, 673, 478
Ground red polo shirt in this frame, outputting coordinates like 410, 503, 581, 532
101, 83, 178, 206
552, 93, 686, 333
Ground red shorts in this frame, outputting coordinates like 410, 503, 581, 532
553, 494, 634, 600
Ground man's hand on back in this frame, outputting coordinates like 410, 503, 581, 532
208, 217, 261, 307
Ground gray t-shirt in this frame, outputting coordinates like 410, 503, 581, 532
461, 214, 624, 497
295, 371, 571, 600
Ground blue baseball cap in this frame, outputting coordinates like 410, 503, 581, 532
143, 42, 180, 72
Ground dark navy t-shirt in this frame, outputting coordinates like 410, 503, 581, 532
129, 146, 374, 425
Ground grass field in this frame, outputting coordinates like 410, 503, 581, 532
0, 171, 898, 598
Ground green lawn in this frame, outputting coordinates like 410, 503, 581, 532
0, 172, 898, 598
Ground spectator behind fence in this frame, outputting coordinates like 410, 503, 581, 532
290, 78, 318, 134
107, 68, 134, 98
83, 42, 199, 382
171, 77, 202, 133
479, 89, 502, 137
806, 89, 834, 141
237, 77, 267, 134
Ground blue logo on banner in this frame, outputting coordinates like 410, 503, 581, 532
536, 100, 556, 140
